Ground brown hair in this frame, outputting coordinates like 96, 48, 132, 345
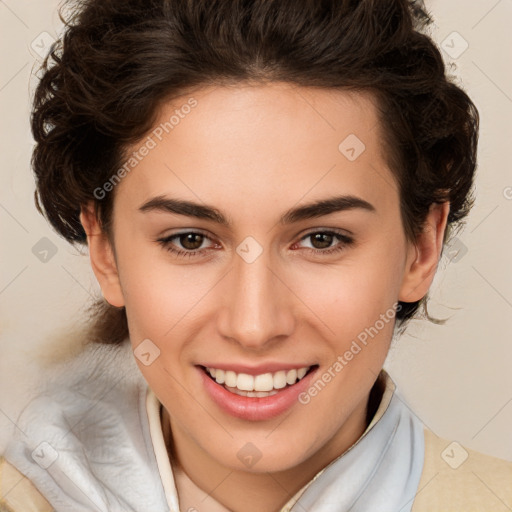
31, 0, 479, 344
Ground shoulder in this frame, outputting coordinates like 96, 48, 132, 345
0, 456, 53, 512
412, 427, 512, 511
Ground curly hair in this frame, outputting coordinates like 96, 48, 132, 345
31, 0, 479, 344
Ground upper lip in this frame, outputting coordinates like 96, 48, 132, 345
197, 362, 316, 375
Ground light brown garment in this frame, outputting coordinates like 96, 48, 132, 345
411, 428, 512, 511
0, 455, 53, 512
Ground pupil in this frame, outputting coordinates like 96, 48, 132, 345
312, 233, 332, 249
181, 233, 203, 250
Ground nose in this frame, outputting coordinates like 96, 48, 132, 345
216, 242, 295, 350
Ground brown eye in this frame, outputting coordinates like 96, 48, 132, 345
294, 230, 355, 256
156, 230, 219, 258
179, 233, 205, 250
310, 232, 334, 249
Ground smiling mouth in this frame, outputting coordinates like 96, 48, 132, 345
201, 365, 318, 398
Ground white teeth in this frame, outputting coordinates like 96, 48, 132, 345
273, 371, 287, 389
215, 369, 225, 384
236, 373, 254, 391
206, 366, 311, 394
229, 388, 278, 398
286, 369, 297, 385
225, 371, 237, 388
254, 373, 274, 392
297, 367, 308, 379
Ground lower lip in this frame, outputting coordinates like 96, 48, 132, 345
198, 366, 318, 421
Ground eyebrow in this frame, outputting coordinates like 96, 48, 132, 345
138, 194, 376, 227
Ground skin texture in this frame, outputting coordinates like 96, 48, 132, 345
80, 82, 449, 512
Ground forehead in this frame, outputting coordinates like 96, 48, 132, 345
114, 83, 399, 222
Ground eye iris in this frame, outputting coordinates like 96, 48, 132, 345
311, 233, 333, 249
181, 233, 203, 250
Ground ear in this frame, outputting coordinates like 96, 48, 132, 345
398, 201, 450, 303
79, 203, 125, 307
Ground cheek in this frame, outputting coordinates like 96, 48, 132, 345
289, 244, 404, 342
116, 249, 225, 394
116, 244, 211, 336
119, 258, 205, 405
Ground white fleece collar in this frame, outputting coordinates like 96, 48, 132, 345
4, 339, 170, 512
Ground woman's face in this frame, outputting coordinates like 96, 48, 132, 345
84, 83, 445, 474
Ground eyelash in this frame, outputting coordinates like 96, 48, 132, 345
156, 229, 354, 259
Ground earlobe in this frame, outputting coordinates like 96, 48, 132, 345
79, 203, 125, 308
398, 202, 450, 304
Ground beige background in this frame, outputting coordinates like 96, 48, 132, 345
1, 0, 511, 461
